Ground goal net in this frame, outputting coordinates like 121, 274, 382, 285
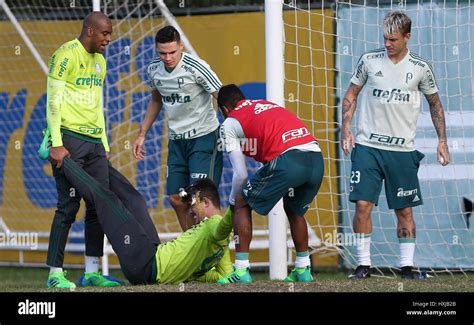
283, 0, 474, 274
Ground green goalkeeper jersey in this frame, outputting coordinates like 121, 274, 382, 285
156, 209, 233, 284
46, 38, 109, 151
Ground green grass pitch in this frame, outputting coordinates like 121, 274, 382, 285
0, 267, 472, 292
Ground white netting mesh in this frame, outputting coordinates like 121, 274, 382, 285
284, 0, 474, 273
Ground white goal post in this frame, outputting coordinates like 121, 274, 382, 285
265, 0, 288, 280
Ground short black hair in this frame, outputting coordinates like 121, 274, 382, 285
155, 25, 181, 44
217, 84, 246, 112
181, 178, 220, 208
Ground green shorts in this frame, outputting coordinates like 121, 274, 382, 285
166, 128, 223, 195
242, 150, 324, 216
348, 144, 425, 209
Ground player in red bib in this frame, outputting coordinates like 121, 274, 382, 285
216, 84, 324, 283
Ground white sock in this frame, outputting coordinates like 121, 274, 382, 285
85, 256, 100, 273
50, 267, 63, 274
399, 240, 416, 267
234, 259, 250, 269
356, 234, 371, 266
295, 252, 310, 268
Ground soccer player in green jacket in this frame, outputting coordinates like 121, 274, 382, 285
52, 155, 233, 285
44, 12, 120, 288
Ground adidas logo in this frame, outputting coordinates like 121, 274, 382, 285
375, 70, 384, 77
156, 80, 162, 86
80, 63, 85, 69
412, 195, 420, 202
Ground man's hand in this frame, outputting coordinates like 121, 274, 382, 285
437, 140, 450, 166
133, 135, 146, 160
340, 127, 355, 156
49, 146, 70, 168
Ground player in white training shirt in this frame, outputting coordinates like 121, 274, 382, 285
133, 26, 223, 231
340, 11, 450, 279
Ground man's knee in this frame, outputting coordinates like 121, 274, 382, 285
123, 190, 148, 213
55, 200, 80, 225
396, 208, 414, 222
355, 200, 373, 220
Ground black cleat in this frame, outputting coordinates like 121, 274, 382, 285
401, 266, 415, 280
348, 265, 370, 279
462, 197, 472, 228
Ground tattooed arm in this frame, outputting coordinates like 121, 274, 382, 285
341, 83, 363, 155
425, 92, 450, 166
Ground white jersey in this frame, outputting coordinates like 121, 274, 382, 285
350, 48, 439, 152
146, 52, 221, 140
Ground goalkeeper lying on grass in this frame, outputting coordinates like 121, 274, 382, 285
46, 154, 232, 285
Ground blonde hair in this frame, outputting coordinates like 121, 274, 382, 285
383, 11, 412, 36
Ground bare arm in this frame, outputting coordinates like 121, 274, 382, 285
139, 90, 163, 137
340, 83, 363, 155
425, 92, 450, 166
133, 90, 163, 160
